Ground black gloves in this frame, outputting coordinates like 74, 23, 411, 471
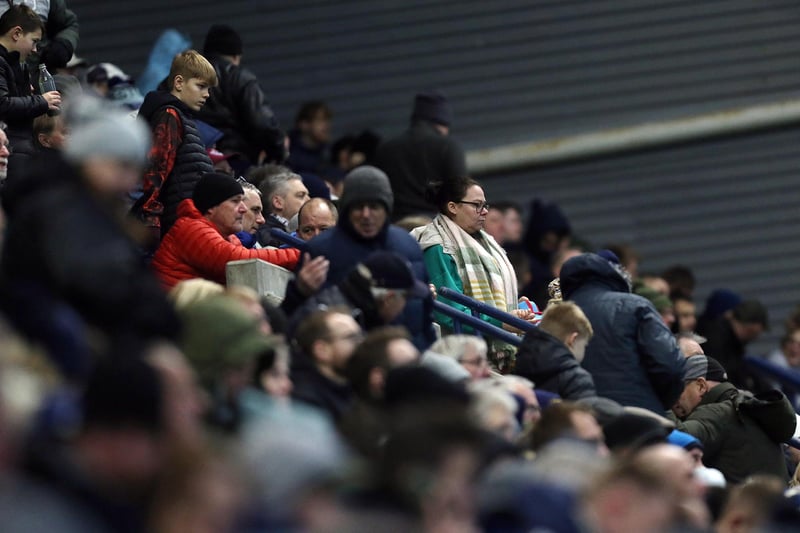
40, 39, 74, 70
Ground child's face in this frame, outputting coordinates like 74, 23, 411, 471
41, 118, 68, 150
15, 28, 42, 62
175, 76, 211, 112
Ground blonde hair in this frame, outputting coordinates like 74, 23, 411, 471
168, 50, 217, 90
168, 278, 225, 310
539, 301, 593, 343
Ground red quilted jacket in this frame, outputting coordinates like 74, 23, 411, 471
151, 199, 300, 289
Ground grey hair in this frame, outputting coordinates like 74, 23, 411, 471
428, 334, 488, 361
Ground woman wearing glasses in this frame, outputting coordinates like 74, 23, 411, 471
412, 177, 536, 341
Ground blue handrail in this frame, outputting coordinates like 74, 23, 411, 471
744, 356, 800, 391
269, 228, 309, 251
438, 287, 536, 333
432, 300, 521, 346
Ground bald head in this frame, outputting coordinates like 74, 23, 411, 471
678, 337, 704, 357
297, 197, 338, 241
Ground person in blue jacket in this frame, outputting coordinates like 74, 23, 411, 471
559, 252, 686, 414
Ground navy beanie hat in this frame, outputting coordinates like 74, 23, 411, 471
193, 172, 244, 213
203, 24, 243, 57
411, 91, 452, 127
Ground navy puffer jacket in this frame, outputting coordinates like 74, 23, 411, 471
560, 253, 686, 413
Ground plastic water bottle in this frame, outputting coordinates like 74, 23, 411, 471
38, 64, 59, 116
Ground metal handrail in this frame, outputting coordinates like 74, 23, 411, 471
437, 287, 536, 333
269, 228, 308, 251
744, 356, 800, 391
432, 300, 521, 346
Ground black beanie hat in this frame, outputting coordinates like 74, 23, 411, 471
338, 165, 394, 216
411, 90, 452, 127
203, 24, 243, 57
193, 172, 244, 213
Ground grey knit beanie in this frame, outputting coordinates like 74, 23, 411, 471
338, 165, 394, 216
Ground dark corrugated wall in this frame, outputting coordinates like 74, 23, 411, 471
70, 0, 800, 352
481, 125, 800, 355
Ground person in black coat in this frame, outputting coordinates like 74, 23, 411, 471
560, 252, 686, 414
0, 102, 179, 380
374, 91, 466, 221
198, 25, 285, 166
514, 301, 597, 400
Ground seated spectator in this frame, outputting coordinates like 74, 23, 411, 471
287, 251, 429, 339
252, 341, 293, 401
232, 179, 265, 248
514, 301, 597, 400
151, 172, 300, 289
179, 294, 274, 432
296, 197, 337, 242
672, 354, 796, 483
530, 401, 609, 457
32, 113, 68, 152
250, 165, 308, 247
468, 379, 520, 443
412, 176, 536, 334
290, 309, 362, 421
715, 475, 786, 533
634, 284, 676, 329
302, 165, 436, 350
427, 334, 491, 381
672, 292, 698, 336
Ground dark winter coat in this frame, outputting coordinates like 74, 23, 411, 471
197, 55, 284, 164
677, 382, 796, 483
138, 90, 213, 234
0, 44, 48, 158
0, 155, 179, 379
288, 267, 385, 340
301, 209, 436, 350
373, 121, 466, 221
560, 253, 686, 413
514, 327, 597, 400
291, 353, 353, 421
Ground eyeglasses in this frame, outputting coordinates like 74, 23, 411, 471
460, 356, 488, 367
457, 200, 490, 213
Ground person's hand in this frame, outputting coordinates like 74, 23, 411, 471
429, 283, 437, 300
511, 308, 534, 321
43, 91, 61, 111
296, 253, 329, 295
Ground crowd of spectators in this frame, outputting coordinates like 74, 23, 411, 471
0, 10, 797, 533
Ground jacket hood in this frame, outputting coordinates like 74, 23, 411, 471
516, 327, 574, 378
736, 388, 797, 442
560, 253, 631, 299
176, 198, 204, 220
139, 90, 193, 123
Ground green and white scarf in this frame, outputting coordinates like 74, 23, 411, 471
414, 214, 517, 312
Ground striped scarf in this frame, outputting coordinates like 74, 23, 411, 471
414, 214, 518, 312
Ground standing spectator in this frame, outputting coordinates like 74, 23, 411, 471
520, 198, 572, 308
286, 101, 332, 174
0, 0, 78, 71
412, 177, 535, 334
135, 50, 216, 236
374, 90, 466, 221
699, 299, 769, 390
199, 24, 285, 166
0, 5, 60, 180
560, 253, 686, 413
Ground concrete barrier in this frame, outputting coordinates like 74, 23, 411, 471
226, 259, 293, 305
